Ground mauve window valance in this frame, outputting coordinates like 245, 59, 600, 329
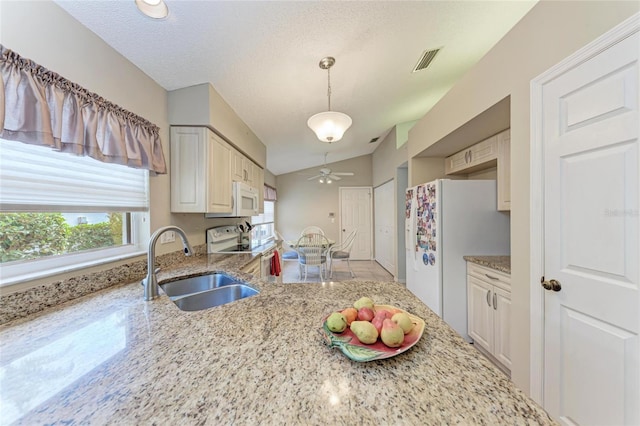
0, 44, 167, 174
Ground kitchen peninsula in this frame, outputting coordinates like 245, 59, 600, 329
0, 255, 554, 425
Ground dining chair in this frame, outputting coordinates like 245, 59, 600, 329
275, 230, 298, 262
327, 229, 358, 278
295, 232, 330, 281
300, 226, 325, 236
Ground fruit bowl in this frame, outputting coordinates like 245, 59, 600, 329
321, 305, 425, 362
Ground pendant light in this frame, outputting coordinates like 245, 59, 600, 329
307, 57, 352, 143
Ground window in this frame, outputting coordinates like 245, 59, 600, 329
250, 201, 275, 247
0, 139, 149, 285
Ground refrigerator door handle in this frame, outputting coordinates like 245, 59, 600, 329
486, 289, 492, 307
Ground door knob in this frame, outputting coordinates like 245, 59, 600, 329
540, 276, 561, 292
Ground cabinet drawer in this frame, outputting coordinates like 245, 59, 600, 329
467, 263, 510, 292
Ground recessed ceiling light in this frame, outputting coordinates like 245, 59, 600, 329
135, 0, 169, 19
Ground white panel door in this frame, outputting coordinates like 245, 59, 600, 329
542, 31, 639, 425
374, 181, 395, 273
340, 187, 372, 260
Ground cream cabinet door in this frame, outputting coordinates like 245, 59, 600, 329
232, 149, 245, 182
467, 275, 493, 353
493, 285, 512, 371
207, 131, 232, 214
445, 134, 498, 175
497, 130, 511, 211
254, 165, 264, 213
170, 127, 207, 213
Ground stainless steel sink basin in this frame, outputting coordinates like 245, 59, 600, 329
160, 273, 243, 298
171, 284, 259, 311
159, 273, 259, 311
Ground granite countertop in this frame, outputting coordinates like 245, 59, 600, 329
0, 255, 552, 425
463, 255, 511, 274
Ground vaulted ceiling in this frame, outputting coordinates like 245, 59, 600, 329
54, 0, 537, 175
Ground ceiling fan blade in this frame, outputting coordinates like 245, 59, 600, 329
332, 172, 354, 176
328, 174, 342, 181
307, 174, 322, 181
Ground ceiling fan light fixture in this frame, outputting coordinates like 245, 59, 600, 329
135, 0, 169, 19
307, 56, 352, 143
326, 178, 332, 184
319, 177, 325, 184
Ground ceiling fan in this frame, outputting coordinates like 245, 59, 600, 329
307, 153, 355, 183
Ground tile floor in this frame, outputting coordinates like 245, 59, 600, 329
279, 258, 396, 283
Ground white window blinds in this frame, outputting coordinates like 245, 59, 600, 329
0, 138, 149, 212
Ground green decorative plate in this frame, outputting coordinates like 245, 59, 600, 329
321, 304, 425, 362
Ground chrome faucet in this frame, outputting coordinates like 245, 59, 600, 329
142, 226, 193, 301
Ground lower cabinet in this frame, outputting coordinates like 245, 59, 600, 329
241, 257, 261, 278
467, 262, 511, 374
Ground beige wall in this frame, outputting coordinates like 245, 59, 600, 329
275, 155, 372, 243
407, 0, 639, 394
264, 169, 276, 188
0, 0, 243, 291
372, 126, 408, 188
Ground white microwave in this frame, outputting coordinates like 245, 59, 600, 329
233, 181, 259, 217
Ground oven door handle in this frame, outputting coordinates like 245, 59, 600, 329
262, 252, 276, 261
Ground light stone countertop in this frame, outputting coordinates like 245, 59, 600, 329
463, 255, 511, 274
0, 254, 553, 425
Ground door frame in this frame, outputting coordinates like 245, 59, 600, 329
529, 12, 639, 405
338, 186, 373, 260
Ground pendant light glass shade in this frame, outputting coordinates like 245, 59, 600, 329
307, 111, 352, 143
307, 56, 352, 143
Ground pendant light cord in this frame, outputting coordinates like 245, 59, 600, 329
327, 66, 332, 111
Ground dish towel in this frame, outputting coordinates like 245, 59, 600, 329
270, 250, 281, 277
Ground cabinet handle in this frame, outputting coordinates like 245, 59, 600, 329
464, 151, 469, 163
486, 290, 491, 307
493, 292, 497, 310
469, 150, 473, 163
484, 273, 499, 280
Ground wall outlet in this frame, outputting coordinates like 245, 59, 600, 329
160, 231, 175, 244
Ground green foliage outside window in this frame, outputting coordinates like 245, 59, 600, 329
0, 213, 124, 263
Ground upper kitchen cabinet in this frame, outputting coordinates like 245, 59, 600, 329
445, 129, 511, 211
170, 126, 232, 214
168, 83, 266, 170
232, 149, 257, 186
496, 131, 510, 211
445, 134, 498, 175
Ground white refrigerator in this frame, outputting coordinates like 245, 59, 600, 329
405, 179, 510, 341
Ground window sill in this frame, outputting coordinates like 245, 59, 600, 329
0, 249, 146, 294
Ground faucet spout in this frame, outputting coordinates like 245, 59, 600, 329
142, 226, 193, 301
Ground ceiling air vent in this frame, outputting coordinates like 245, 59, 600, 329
412, 47, 441, 73
369, 137, 379, 144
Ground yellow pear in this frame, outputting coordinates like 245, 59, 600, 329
326, 312, 347, 333
392, 312, 414, 334
350, 320, 378, 344
353, 296, 375, 310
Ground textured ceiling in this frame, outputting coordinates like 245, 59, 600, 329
53, 0, 536, 175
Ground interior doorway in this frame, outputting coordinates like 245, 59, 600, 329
339, 187, 372, 260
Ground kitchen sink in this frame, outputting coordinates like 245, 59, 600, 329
171, 284, 259, 311
159, 273, 259, 311
160, 273, 244, 298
